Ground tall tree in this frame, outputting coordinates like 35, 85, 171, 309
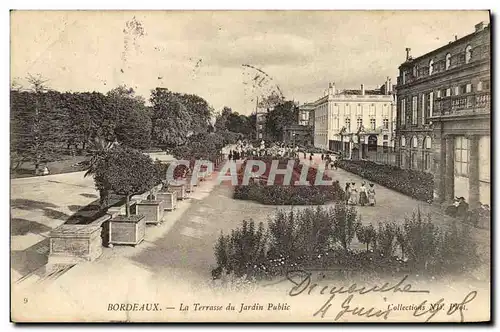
10, 75, 69, 173
106, 85, 151, 150
265, 100, 298, 141
150, 88, 193, 148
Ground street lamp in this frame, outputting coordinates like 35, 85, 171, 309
339, 126, 347, 159
356, 125, 366, 160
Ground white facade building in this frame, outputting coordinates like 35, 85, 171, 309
313, 81, 396, 159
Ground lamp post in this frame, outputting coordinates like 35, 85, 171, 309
339, 126, 346, 159
357, 125, 366, 160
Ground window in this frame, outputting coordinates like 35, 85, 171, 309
401, 99, 406, 126
454, 86, 459, 96
383, 118, 389, 129
428, 92, 434, 118
410, 136, 419, 170
436, 90, 441, 98
445, 53, 451, 70
465, 45, 472, 64
455, 136, 470, 177
370, 119, 376, 130
369, 104, 376, 117
400, 136, 407, 168
258, 124, 263, 130
344, 104, 350, 115
413, 65, 418, 77
429, 59, 434, 75
383, 141, 389, 153
412, 96, 418, 125
423, 136, 432, 172
383, 134, 388, 140
345, 118, 351, 132
466, 83, 472, 93
357, 118, 363, 129
421, 94, 427, 124
356, 104, 362, 115
446, 88, 451, 97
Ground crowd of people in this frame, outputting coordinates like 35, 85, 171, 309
344, 181, 377, 207
445, 196, 490, 228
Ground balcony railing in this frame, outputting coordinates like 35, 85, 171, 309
434, 91, 490, 116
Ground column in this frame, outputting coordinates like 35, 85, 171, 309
444, 136, 455, 202
433, 137, 446, 203
468, 135, 480, 209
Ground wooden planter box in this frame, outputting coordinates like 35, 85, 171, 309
49, 224, 102, 264
109, 215, 146, 246
136, 200, 165, 225
168, 184, 188, 200
157, 191, 177, 211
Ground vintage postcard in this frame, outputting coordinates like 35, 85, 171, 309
10, 10, 491, 323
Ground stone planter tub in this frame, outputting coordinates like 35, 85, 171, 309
135, 200, 165, 225
108, 215, 146, 247
49, 224, 103, 264
157, 191, 178, 211
168, 183, 188, 200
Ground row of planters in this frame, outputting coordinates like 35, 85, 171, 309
212, 204, 480, 280
336, 160, 434, 202
94, 146, 224, 247
233, 157, 344, 205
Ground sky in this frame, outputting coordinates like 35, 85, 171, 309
10, 10, 490, 115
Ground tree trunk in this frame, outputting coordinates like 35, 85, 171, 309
99, 189, 109, 208
125, 195, 131, 217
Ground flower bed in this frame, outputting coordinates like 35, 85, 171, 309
232, 157, 344, 205
212, 206, 480, 280
336, 160, 434, 202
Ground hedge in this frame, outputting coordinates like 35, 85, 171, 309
337, 160, 434, 202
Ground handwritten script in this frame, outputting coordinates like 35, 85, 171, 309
278, 269, 477, 322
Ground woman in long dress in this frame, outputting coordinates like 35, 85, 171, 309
344, 183, 351, 204
359, 182, 369, 206
367, 183, 376, 206
348, 182, 358, 205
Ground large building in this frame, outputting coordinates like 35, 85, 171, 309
312, 80, 396, 159
394, 21, 490, 207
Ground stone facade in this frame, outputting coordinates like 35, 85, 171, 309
312, 81, 396, 157
395, 21, 491, 207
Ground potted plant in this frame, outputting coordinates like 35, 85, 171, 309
94, 146, 156, 246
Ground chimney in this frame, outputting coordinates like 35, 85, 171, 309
328, 82, 336, 95
475, 21, 486, 32
455, 35, 458, 41
405, 48, 411, 61
361, 84, 365, 96
388, 78, 392, 94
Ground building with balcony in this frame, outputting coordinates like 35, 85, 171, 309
312, 80, 396, 158
394, 21, 490, 207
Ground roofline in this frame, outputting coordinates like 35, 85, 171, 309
399, 24, 490, 68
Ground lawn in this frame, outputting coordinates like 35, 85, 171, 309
11, 155, 90, 179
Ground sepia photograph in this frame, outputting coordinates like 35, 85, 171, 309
9, 9, 491, 323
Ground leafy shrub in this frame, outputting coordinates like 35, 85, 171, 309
212, 206, 481, 281
376, 222, 398, 258
337, 160, 434, 202
401, 210, 440, 270
332, 203, 360, 252
213, 220, 267, 278
356, 224, 376, 252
